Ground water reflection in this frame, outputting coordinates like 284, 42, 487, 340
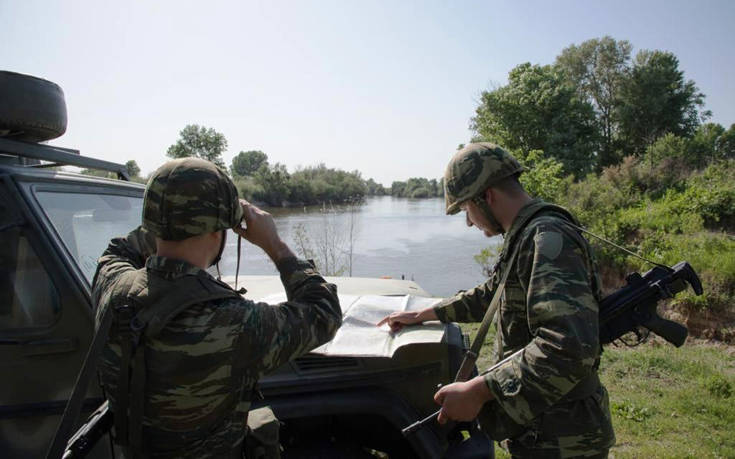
219, 196, 501, 297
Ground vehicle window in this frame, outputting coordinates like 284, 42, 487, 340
35, 191, 143, 284
0, 226, 60, 330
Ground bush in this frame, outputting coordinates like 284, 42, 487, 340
515, 152, 735, 340
681, 160, 735, 229
233, 176, 263, 201
519, 150, 571, 202
704, 374, 733, 399
410, 187, 430, 198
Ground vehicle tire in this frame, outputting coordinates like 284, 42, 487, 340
0, 71, 67, 142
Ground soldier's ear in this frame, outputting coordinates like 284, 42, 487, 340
483, 187, 495, 207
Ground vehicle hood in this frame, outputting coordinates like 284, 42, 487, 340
258, 292, 445, 358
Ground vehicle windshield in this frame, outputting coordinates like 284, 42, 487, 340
35, 191, 143, 284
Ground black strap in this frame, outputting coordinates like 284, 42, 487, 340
115, 305, 134, 450
46, 304, 115, 459
235, 234, 242, 291
128, 346, 146, 455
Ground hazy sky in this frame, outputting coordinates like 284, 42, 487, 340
2, 0, 733, 185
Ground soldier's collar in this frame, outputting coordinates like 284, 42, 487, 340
146, 255, 211, 278
503, 198, 546, 243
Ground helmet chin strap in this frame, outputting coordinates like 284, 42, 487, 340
234, 234, 244, 294
472, 196, 505, 235
210, 229, 246, 294
211, 230, 228, 279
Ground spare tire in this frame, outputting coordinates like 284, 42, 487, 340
0, 71, 67, 142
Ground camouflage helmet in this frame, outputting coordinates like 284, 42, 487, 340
443, 143, 525, 215
143, 158, 242, 241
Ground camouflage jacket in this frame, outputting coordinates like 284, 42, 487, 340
92, 227, 342, 458
434, 199, 615, 457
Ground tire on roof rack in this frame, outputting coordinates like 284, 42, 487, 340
0, 71, 67, 142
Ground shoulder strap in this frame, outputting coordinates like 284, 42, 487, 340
454, 202, 581, 383
115, 272, 242, 456
46, 304, 115, 459
134, 272, 241, 339
452, 239, 524, 383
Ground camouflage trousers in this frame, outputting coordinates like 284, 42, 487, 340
491, 385, 615, 459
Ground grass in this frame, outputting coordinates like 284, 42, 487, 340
460, 323, 735, 458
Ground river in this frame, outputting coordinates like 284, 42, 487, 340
218, 196, 501, 297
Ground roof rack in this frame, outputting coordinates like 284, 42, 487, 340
0, 137, 130, 181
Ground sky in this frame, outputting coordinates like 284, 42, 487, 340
2, 0, 734, 185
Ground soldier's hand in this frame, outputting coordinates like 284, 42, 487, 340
434, 377, 494, 424
235, 199, 293, 261
376, 308, 438, 332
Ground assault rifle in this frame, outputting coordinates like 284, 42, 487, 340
402, 260, 702, 436
599, 261, 700, 347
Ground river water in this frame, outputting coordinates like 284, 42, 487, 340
218, 196, 501, 297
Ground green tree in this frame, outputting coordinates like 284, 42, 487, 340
617, 50, 708, 156
253, 163, 290, 206
125, 160, 141, 178
471, 63, 598, 177
555, 36, 632, 168
643, 133, 688, 165
519, 150, 569, 202
365, 178, 387, 196
391, 181, 406, 197
231, 150, 268, 177
716, 124, 735, 160
166, 124, 227, 169
688, 123, 725, 167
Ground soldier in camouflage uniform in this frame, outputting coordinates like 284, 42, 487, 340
92, 158, 342, 458
380, 143, 615, 458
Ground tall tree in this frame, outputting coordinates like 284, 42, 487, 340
253, 163, 290, 206
555, 37, 632, 168
617, 50, 708, 156
125, 160, 140, 178
166, 124, 227, 169
471, 63, 598, 177
716, 124, 735, 160
231, 150, 268, 177
390, 181, 406, 197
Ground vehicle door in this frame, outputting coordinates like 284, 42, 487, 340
0, 175, 142, 458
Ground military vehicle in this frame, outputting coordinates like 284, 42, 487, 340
0, 71, 491, 458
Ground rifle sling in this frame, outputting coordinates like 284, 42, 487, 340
453, 239, 522, 382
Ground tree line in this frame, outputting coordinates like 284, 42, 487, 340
471, 36, 734, 341
162, 124, 443, 206
81, 124, 445, 204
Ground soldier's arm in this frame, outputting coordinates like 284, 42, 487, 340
236, 256, 342, 377
91, 226, 156, 311
483, 222, 599, 426
377, 278, 496, 331
432, 278, 496, 323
